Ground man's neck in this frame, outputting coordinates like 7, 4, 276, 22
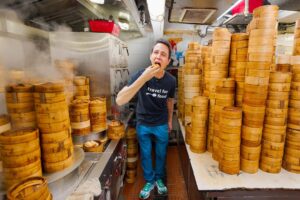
154, 70, 165, 79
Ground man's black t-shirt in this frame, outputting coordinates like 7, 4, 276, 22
128, 69, 176, 126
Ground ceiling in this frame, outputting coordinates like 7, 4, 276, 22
167, 0, 300, 26
0, 0, 151, 40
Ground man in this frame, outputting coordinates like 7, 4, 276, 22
116, 38, 176, 199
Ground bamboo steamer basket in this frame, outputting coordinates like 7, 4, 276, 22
2, 148, 41, 168
6, 102, 35, 113
247, 61, 271, 70
276, 64, 291, 72
41, 136, 73, 153
260, 160, 281, 173
289, 99, 300, 108
268, 83, 291, 92
185, 123, 192, 145
3, 159, 41, 180
282, 160, 300, 174
6, 92, 33, 103
43, 147, 73, 163
83, 140, 104, 152
39, 120, 70, 133
262, 140, 285, 152
214, 41, 231, 47
244, 76, 269, 86
36, 110, 69, 124
40, 129, 71, 144
264, 116, 287, 126
241, 144, 261, 160
219, 159, 240, 173
35, 101, 68, 114
241, 157, 259, 174
1, 138, 40, 157
127, 156, 138, 169
71, 121, 90, 135
269, 72, 292, 83
266, 100, 288, 109
263, 132, 285, 143
248, 37, 275, 46
286, 128, 300, 142
261, 147, 284, 159
5, 84, 34, 93
33, 92, 66, 104
242, 126, 262, 146
250, 29, 277, 38
265, 108, 287, 118
6, 176, 51, 200
248, 45, 274, 54
0, 115, 11, 134
3, 159, 42, 180
108, 120, 125, 139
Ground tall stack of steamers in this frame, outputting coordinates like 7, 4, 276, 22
178, 5, 300, 175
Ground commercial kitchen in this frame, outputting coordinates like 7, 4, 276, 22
0, 0, 300, 199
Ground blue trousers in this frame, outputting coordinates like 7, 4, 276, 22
136, 124, 169, 183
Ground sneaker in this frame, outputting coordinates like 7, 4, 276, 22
139, 182, 154, 199
155, 179, 168, 195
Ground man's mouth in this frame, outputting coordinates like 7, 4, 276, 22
154, 62, 161, 67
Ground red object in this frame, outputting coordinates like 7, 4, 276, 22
231, 0, 263, 14
88, 20, 120, 36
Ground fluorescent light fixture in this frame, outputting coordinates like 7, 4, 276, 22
217, 0, 243, 21
90, 0, 105, 4
147, 0, 165, 21
118, 21, 129, 30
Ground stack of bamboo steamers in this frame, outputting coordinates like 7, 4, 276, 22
183, 42, 202, 126
125, 127, 139, 183
6, 84, 37, 129
241, 5, 278, 173
179, 5, 300, 175
34, 82, 74, 173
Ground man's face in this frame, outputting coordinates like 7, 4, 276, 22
150, 43, 171, 70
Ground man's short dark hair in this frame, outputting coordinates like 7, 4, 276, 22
153, 38, 172, 59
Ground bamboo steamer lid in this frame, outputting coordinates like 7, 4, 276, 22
0, 128, 38, 144
253, 5, 279, 17
74, 76, 89, 86
33, 92, 66, 104
232, 33, 249, 41
5, 84, 34, 93
213, 28, 231, 41
34, 82, 64, 93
